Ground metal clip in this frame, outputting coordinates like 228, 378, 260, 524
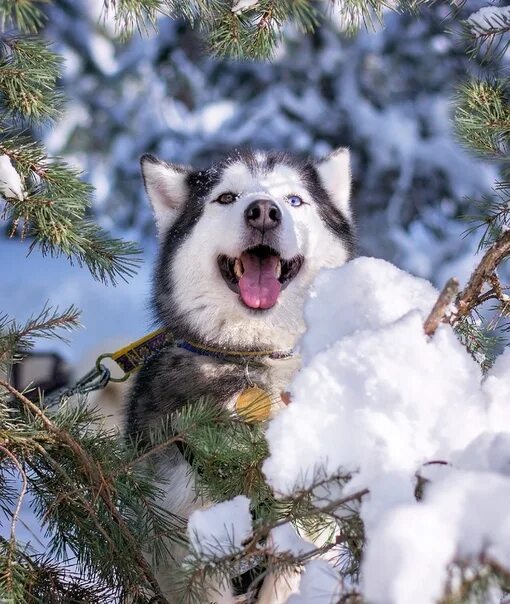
95, 353, 131, 383
44, 363, 111, 408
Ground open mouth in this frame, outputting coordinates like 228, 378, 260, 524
218, 244, 304, 310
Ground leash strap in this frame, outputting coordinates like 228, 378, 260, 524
96, 328, 172, 381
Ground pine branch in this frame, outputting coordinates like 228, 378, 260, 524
0, 35, 63, 122
442, 557, 510, 603
461, 190, 510, 252
0, 135, 142, 284
455, 230, 510, 321
454, 314, 505, 370
463, 5, 510, 62
454, 78, 510, 158
174, 473, 367, 603
0, 304, 80, 370
422, 229, 510, 365
104, 0, 433, 59
0, 382, 187, 603
423, 278, 459, 336
0, 536, 116, 604
0, 0, 47, 35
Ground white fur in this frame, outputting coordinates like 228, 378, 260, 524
317, 148, 352, 219
141, 157, 189, 237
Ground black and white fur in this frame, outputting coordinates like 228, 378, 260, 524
127, 149, 355, 603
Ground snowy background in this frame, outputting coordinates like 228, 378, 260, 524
1, 0, 506, 367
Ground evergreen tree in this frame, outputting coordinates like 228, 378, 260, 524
106, 0, 431, 59
0, 2, 163, 602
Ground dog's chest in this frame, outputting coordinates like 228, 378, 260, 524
194, 354, 300, 417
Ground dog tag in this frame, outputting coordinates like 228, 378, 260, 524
236, 386, 271, 422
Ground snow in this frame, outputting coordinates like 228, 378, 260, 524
264, 258, 485, 496
259, 257, 510, 603
299, 257, 438, 361
362, 500, 455, 604
232, 0, 259, 14
0, 154, 24, 201
187, 496, 253, 558
269, 522, 316, 557
467, 5, 510, 32
364, 470, 510, 604
286, 560, 342, 604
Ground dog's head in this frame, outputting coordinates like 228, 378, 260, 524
142, 150, 355, 349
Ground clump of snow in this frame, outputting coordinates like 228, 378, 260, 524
467, 5, 510, 33
483, 346, 510, 428
362, 499, 455, 604
264, 258, 486, 496
187, 495, 252, 558
286, 560, 343, 604
269, 522, 316, 557
300, 256, 438, 361
232, 0, 259, 14
261, 257, 510, 603
0, 154, 24, 201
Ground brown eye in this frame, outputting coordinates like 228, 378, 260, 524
216, 192, 237, 204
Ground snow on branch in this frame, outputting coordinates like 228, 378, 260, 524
465, 5, 510, 59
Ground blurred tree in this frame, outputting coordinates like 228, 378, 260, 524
106, 0, 432, 59
43, 1, 500, 281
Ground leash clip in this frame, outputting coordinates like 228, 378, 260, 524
95, 353, 130, 383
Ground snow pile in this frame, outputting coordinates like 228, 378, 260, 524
269, 522, 316, 557
300, 257, 438, 361
261, 257, 510, 603
263, 257, 487, 496
363, 470, 510, 604
187, 495, 252, 558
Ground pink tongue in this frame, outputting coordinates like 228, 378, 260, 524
238, 252, 281, 309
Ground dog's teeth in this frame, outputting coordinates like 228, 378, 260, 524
275, 261, 282, 279
234, 258, 243, 279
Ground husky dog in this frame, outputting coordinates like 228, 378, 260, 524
127, 149, 355, 603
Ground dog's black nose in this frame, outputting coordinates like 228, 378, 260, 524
245, 199, 282, 232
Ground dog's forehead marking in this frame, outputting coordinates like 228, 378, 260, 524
260, 163, 305, 193
214, 159, 307, 198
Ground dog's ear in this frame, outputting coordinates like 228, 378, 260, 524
141, 154, 190, 236
317, 148, 352, 218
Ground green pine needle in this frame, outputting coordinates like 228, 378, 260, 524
0, 0, 48, 35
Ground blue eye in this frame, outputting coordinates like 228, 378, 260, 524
287, 195, 303, 207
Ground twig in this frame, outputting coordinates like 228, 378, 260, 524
424, 230, 510, 333
455, 230, 510, 320
0, 444, 27, 592
0, 445, 27, 545
423, 278, 460, 336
